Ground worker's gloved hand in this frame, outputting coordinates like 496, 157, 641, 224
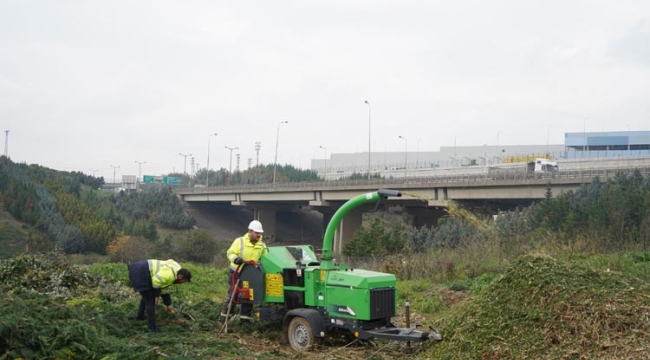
234, 257, 244, 265
165, 305, 174, 314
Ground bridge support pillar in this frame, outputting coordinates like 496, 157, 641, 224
408, 207, 448, 228
333, 207, 363, 258
253, 208, 277, 242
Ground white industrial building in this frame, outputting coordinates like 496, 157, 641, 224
311, 131, 650, 179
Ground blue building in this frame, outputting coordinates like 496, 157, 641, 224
564, 131, 650, 159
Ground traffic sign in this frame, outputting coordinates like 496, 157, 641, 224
143, 175, 155, 184
163, 177, 179, 185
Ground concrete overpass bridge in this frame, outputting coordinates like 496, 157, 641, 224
176, 164, 650, 254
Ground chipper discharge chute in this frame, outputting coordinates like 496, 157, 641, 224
231, 189, 442, 351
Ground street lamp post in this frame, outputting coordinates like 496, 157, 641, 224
546, 125, 552, 157
398, 135, 407, 178
179, 153, 192, 174
583, 117, 589, 155
273, 121, 289, 186
364, 100, 371, 180
135, 161, 146, 190
495, 131, 503, 164
319, 145, 327, 174
225, 146, 239, 177
205, 133, 218, 187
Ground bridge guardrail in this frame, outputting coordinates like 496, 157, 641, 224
175, 165, 650, 193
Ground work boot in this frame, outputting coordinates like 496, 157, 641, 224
149, 326, 160, 333
134, 315, 146, 321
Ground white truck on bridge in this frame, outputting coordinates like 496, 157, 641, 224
527, 158, 559, 173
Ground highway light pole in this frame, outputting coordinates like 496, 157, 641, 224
546, 125, 552, 157
206, 133, 218, 187
225, 145, 239, 176
364, 100, 371, 180
583, 117, 589, 155
135, 161, 146, 190
179, 153, 192, 174
398, 135, 407, 178
319, 145, 327, 174
273, 120, 288, 186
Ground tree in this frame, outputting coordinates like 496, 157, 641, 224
106, 233, 155, 263
173, 229, 218, 263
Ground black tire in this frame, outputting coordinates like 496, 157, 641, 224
287, 316, 317, 351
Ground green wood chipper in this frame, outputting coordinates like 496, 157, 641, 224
228, 189, 442, 351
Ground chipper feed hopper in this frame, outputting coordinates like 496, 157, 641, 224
232, 189, 442, 351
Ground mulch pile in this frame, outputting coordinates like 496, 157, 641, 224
425, 254, 650, 359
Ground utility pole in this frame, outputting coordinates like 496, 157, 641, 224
89, 169, 98, 177
179, 153, 192, 174
3, 130, 9, 158
255, 142, 261, 166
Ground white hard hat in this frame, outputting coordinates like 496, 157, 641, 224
248, 220, 264, 233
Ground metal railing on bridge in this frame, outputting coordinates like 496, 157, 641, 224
175, 165, 650, 193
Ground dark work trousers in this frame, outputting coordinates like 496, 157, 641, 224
137, 289, 158, 331
220, 268, 253, 322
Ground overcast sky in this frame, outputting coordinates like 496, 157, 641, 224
1, 1, 649, 180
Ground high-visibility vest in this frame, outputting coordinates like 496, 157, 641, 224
148, 259, 181, 289
226, 233, 265, 270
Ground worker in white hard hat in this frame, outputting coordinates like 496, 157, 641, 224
219, 220, 266, 325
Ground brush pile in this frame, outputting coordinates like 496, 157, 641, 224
0, 254, 157, 359
426, 254, 650, 359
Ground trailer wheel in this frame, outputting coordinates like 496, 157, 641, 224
287, 316, 317, 351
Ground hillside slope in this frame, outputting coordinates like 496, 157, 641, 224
0, 206, 28, 258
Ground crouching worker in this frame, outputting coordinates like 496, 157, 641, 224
128, 259, 192, 332
219, 220, 266, 325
